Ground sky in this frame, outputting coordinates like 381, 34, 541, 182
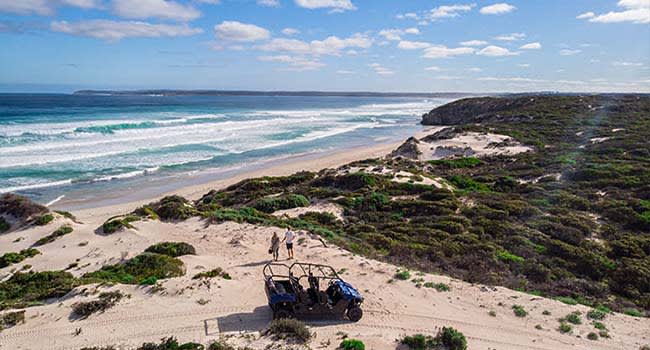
0, 0, 649, 93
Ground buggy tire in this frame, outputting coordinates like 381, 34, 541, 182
274, 308, 294, 320
347, 306, 363, 322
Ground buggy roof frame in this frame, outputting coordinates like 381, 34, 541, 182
263, 262, 341, 280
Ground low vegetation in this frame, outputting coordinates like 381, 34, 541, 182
253, 194, 310, 213
145, 242, 196, 257
0, 248, 40, 268
0, 271, 79, 310
265, 318, 311, 342
134, 195, 196, 221
0, 217, 9, 233
512, 305, 527, 317
33, 225, 73, 246
136, 337, 204, 350
401, 327, 467, 350
33, 214, 54, 226
72, 291, 126, 318
339, 339, 365, 350
83, 253, 185, 285
192, 267, 231, 280
101, 215, 140, 234
0, 193, 48, 221
0, 310, 25, 330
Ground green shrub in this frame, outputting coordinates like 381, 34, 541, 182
448, 175, 491, 192
54, 210, 76, 221
267, 318, 311, 342
339, 339, 365, 350
72, 291, 125, 318
429, 157, 482, 169
254, 194, 310, 213
145, 242, 196, 257
556, 296, 578, 305
437, 327, 467, 350
136, 337, 204, 350
135, 195, 196, 221
587, 309, 607, 320
497, 250, 525, 264
0, 248, 40, 268
563, 311, 582, 325
512, 305, 527, 317
624, 308, 644, 317
587, 332, 598, 341
401, 334, 436, 349
1, 310, 25, 328
423, 282, 450, 291
83, 253, 184, 285
207, 340, 235, 350
394, 270, 411, 280
0, 217, 9, 232
192, 268, 231, 280
0, 271, 79, 309
33, 225, 73, 246
592, 321, 606, 330
34, 214, 54, 226
558, 322, 572, 333
102, 215, 140, 234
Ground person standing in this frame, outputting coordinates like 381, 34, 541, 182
282, 228, 295, 259
270, 232, 280, 261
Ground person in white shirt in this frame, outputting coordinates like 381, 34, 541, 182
281, 228, 295, 259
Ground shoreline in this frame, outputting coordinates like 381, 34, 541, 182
61, 131, 435, 221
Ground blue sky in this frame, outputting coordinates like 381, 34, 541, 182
0, 0, 648, 93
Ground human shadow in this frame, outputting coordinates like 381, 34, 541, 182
234, 260, 269, 268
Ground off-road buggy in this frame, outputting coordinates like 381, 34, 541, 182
263, 262, 364, 322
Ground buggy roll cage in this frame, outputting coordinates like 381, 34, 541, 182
263, 262, 341, 282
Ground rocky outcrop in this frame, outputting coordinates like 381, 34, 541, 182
389, 137, 421, 159
421, 97, 539, 125
421, 127, 460, 142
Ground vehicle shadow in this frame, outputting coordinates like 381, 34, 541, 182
205, 306, 357, 335
206, 306, 271, 335
234, 260, 270, 268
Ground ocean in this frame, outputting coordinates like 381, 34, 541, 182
0, 93, 450, 208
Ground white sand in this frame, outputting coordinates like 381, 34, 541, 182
1, 136, 648, 350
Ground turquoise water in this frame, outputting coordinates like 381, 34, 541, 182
0, 94, 448, 207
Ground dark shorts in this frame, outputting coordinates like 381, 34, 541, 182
286, 243, 293, 250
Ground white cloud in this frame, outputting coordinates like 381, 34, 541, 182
480, 3, 516, 15
559, 49, 581, 56
337, 69, 355, 74
518, 63, 530, 67
476, 45, 519, 56
494, 32, 525, 41
258, 33, 371, 56
258, 55, 324, 71
429, 4, 474, 20
257, 0, 280, 7
281, 27, 300, 35
0, 0, 100, 15
422, 45, 475, 58
215, 21, 270, 42
112, 0, 201, 22
468, 67, 482, 72
613, 61, 645, 67
460, 40, 488, 46
378, 27, 420, 41
294, 0, 356, 11
576, 12, 595, 19
369, 62, 394, 75
397, 40, 431, 50
519, 42, 541, 50
404, 27, 420, 35
424, 66, 441, 71
579, 0, 650, 24
51, 19, 202, 42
